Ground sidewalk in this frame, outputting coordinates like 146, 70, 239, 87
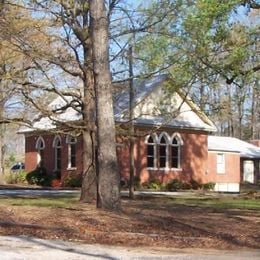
1, 235, 260, 260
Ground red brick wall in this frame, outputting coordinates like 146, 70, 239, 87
25, 133, 83, 184
25, 135, 39, 173
117, 128, 209, 185
207, 151, 240, 183
26, 129, 230, 186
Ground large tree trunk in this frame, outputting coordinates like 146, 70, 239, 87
128, 45, 135, 199
79, 6, 98, 203
0, 90, 5, 184
90, 0, 120, 210
80, 69, 97, 202
251, 83, 260, 139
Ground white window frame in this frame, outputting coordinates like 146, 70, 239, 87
217, 153, 225, 174
66, 135, 77, 169
53, 135, 62, 171
35, 136, 45, 166
158, 132, 170, 170
145, 132, 183, 171
170, 133, 183, 170
145, 134, 158, 170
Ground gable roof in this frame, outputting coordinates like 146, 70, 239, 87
114, 75, 216, 132
208, 136, 260, 158
113, 74, 167, 116
19, 95, 82, 133
20, 75, 216, 133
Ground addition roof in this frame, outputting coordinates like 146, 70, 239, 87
208, 136, 260, 158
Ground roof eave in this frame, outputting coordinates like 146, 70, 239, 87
116, 120, 217, 133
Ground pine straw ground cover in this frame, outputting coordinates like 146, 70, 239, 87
0, 192, 259, 250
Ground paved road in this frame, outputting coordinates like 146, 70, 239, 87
0, 188, 79, 197
0, 188, 189, 198
0, 235, 260, 260
0, 188, 237, 198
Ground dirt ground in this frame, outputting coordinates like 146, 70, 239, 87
0, 196, 259, 250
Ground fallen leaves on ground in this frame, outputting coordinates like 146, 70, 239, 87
0, 197, 259, 249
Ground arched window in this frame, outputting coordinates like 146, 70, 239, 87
170, 133, 183, 169
66, 135, 77, 169
145, 132, 183, 170
35, 136, 45, 167
145, 134, 157, 168
158, 133, 169, 169
53, 135, 62, 173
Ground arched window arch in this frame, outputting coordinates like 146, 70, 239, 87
66, 135, 77, 168
36, 136, 45, 150
35, 136, 45, 167
170, 133, 183, 169
158, 132, 170, 169
53, 135, 62, 173
145, 134, 157, 169
53, 135, 62, 148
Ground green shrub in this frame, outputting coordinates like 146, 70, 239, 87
141, 179, 162, 190
8, 154, 16, 166
26, 167, 53, 186
160, 183, 167, 191
120, 178, 128, 189
64, 176, 82, 188
16, 171, 28, 183
190, 179, 202, 190
142, 181, 149, 189
5, 171, 28, 184
147, 179, 161, 190
166, 179, 183, 191
202, 182, 215, 190
5, 173, 17, 184
144, 179, 162, 190
181, 182, 193, 190
133, 176, 141, 189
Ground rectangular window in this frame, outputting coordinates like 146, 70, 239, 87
147, 144, 155, 168
159, 145, 167, 168
171, 146, 179, 168
56, 148, 61, 170
39, 149, 44, 167
147, 145, 154, 156
171, 157, 178, 168
68, 143, 76, 168
71, 144, 76, 168
217, 153, 225, 174
147, 157, 154, 168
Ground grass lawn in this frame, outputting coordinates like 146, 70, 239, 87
0, 194, 80, 208
167, 196, 260, 210
0, 191, 259, 210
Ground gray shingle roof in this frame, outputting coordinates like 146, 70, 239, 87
114, 75, 216, 132
20, 75, 217, 133
208, 136, 260, 158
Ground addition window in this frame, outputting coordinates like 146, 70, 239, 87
53, 135, 62, 172
146, 135, 157, 168
35, 136, 45, 167
217, 153, 225, 174
66, 135, 77, 169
